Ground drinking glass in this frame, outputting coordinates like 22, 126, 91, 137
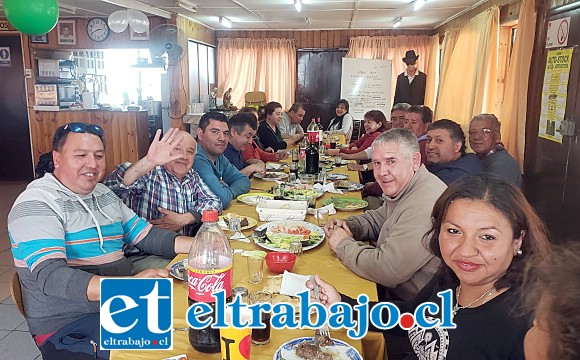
247, 256, 264, 284
249, 291, 272, 345
334, 155, 343, 167
228, 218, 242, 239
287, 173, 297, 183
316, 208, 330, 226
317, 171, 326, 185
288, 241, 303, 260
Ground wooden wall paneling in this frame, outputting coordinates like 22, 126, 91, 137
176, 15, 215, 46
313, 31, 321, 48
320, 30, 328, 47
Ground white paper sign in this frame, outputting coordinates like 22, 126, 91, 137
0, 47, 11, 67
546, 17, 570, 48
341, 58, 392, 119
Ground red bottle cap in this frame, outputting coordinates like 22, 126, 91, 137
201, 209, 219, 222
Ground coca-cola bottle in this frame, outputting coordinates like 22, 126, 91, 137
188, 209, 233, 353
306, 118, 320, 174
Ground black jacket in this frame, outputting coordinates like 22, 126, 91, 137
394, 71, 427, 105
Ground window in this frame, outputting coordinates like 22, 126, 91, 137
188, 41, 216, 112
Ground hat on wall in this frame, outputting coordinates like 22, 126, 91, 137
402, 50, 419, 64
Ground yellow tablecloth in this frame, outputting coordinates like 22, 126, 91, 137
111, 153, 385, 360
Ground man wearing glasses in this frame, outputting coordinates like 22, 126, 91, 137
8, 123, 196, 359
468, 114, 522, 186
394, 50, 427, 106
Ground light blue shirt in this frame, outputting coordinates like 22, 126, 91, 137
193, 144, 251, 208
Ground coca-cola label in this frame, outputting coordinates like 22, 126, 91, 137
307, 130, 319, 144
187, 265, 232, 302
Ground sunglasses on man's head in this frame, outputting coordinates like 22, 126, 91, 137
63, 123, 104, 138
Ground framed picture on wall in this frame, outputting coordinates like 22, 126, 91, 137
30, 34, 49, 44
130, 28, 149, 41
57, 20, 76, 45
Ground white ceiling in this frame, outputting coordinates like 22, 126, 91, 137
0, 0, 487, 30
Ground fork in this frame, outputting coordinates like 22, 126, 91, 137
309, 275, 331, 340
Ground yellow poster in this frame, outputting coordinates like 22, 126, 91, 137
538, 48, 573, 143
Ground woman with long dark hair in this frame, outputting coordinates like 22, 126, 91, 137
326, 99, 354, 143
308, 174, 551, 359
256, 101, 288, 152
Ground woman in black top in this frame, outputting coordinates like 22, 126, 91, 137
309, 174, 552, 360
257, 101, 288, 152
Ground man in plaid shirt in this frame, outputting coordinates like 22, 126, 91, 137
104, 128, 222, 240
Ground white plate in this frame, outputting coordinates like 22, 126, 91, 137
169, 259, 187, 281
218, 215, 258, 230
326, 173, 349, 181
254, 171, 288, 181
273, 337, 363, 360
253, 221, 325, 252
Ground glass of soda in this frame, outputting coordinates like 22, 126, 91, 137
249, 291, 272, 345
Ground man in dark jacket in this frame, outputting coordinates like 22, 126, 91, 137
426, 119, 482, 185
394, 50, 427, 105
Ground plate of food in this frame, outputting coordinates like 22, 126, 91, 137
253, 221, 324, 251
254, 171, 288, 181
283, 184, 324, 200
326, 173, 349, 181
273, 337, 363, 360
237, 192, 274, 205
322, 197, 368, 211
333, 180, 364, 191
218, 213, 258, 231
169, 259, 188, 281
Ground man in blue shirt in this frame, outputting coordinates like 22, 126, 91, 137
194, 112, 251, 208
224, 113, 267, 177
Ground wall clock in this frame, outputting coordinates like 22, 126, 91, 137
87, 18, 110, 42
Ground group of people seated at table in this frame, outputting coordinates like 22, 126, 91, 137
6, 97, 579, 360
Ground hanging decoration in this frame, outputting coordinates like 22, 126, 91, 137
108, 10, 129, 33
107, 9, 150, 34
4, 0, 59, 35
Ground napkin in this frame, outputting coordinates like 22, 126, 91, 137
307, 203, 336, 216
313, 182, 344, 194
280, 271, 310, 296
266, 162, 285, 170
217, 218, 228, 228
230, 232, 250, 243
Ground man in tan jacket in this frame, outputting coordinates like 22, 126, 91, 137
325, 128, 447, 301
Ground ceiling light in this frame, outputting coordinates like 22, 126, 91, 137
176, 0, 197, 12
393, 17, 402, 28
100, 0, 172, 19
294, 0, 302, 12
220, 16, 232, 28
59, 4, 77, 15
413, 0, 426, 11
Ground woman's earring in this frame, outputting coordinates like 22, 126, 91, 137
516, 249, 523, 256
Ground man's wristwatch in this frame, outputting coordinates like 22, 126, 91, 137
362, 164, 368, 171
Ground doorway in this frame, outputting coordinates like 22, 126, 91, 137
295, 50, 347, 130
0, 35, 32, 181
524, 4, 580, 242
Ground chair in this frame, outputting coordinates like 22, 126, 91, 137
10, 272, 25, 316
245, 91, 267, 108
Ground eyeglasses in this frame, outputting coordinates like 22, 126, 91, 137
63, 123, 104, 139
468, 128, 497, 137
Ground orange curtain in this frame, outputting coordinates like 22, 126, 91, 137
435, 6, 500, 129
499, 0, 536, 168
217, 38, 296, 109
346, 35, 440, 108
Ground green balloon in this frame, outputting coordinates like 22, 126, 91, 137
4, 0, 59, 35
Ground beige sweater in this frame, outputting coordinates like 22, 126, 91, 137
337, 165, 447, 300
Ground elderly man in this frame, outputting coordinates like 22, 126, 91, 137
469, 113, 522, 186
8, 123, 195, 359
325, 128, 446, 301
224, 112, 267, 176
193, 112, 251, 208
104, 128, 222, 238
426, 119, 482, 185
279, 102, 305, 145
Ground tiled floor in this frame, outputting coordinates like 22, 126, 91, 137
0, 181, 42, 359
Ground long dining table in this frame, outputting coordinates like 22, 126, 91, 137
111, 142, 385, 360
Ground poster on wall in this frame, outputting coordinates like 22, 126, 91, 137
57, 20, 76, 45
545, 17, 570, 48
341, 58, 392, 119
0, 47, 11, 67
538, 48, 573, 143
